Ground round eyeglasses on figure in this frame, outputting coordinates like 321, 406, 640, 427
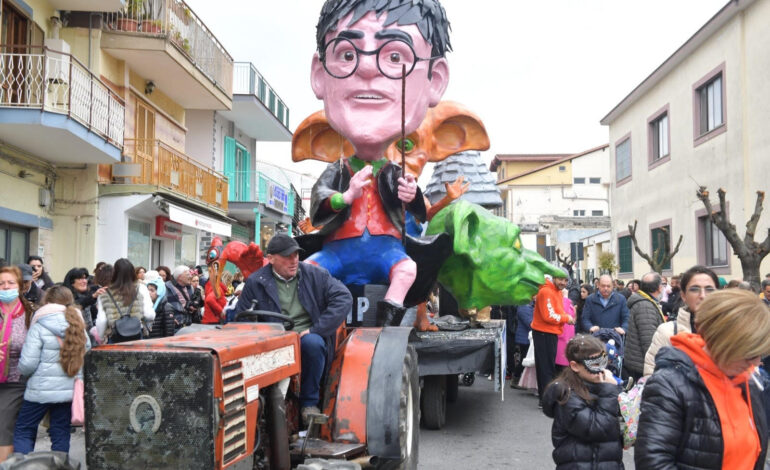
321, 37, 440, 79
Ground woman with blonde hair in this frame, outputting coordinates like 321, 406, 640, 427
636, 289, 770, 469
0, 266, 34, 461
12, 285, 90, 454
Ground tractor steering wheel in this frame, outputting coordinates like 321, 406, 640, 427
234, 309, 295, 331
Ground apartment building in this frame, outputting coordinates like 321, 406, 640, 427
601, 0, 770, 280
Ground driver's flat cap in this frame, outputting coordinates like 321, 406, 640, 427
266, 233, 304, 257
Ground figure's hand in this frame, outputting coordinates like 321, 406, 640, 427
589, 326, 599, 333
397, 173, 417, 203
298, 217, 321, 234
445, 176, 470, 200
342, 165, 373, 205
0, 342, 5, 362
614, 327, 625, 335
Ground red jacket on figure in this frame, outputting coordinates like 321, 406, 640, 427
202, 281, 227, 324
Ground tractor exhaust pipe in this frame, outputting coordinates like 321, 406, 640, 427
350, 455, 379, 468
267, 385, 291, 470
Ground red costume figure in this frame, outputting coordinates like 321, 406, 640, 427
204, 237, 266, 323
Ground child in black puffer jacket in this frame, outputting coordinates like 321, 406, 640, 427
542, 334, 624, 470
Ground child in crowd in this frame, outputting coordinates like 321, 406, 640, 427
542, 335, 624, 469
13, 286, 90, 454
555, 291, 577, 374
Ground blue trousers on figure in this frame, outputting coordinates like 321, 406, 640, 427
13, 400, 72, 454
300, 333, 327, 409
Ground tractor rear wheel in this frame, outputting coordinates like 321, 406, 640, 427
420, 375, 446, 430
396, 345, 420, 470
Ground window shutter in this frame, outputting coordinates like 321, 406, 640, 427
224, 136, 236, 200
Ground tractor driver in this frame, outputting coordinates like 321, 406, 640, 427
233, 233, 352, 425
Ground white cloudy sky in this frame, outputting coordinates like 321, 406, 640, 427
185, 0, 728, 181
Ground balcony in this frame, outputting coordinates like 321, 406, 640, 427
0, 45, 124, 164
48, 0, 124, 11
101, 0, 233, 110
218, 62, 292, 141
227, 170, 294, 224
103, 139, 228, 213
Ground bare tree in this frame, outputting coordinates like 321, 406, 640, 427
627, 220, 683, 274
555, 248, 574, 277
696, 187, 770, 291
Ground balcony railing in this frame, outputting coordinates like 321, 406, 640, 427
103, 0, 233, 96
0, 45, 125, 147
233, 62, 290, 128
120, 139, 228, 211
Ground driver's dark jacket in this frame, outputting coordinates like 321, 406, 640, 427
234, 263, 351, 364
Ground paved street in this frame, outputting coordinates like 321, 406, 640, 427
419, 376, 635, 470
34, 375, 634, 469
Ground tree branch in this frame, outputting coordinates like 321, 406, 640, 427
745, 191, 765, 240
628, 220, 656, 270
697, 186, 746, 258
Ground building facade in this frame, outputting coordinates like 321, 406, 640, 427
601, 0, 770, 280
494, 145, 611, 267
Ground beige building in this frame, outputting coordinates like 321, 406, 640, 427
601, 0, 770, 280
494, 145, 611, 279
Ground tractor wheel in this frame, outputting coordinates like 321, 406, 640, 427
445, 374, 459, 403
421, 375, 446, 430
393, 345, 420, 470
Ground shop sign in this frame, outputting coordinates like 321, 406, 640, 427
267, 182, 289, 214
155, 216, 182, 240
168, 204, 232, 237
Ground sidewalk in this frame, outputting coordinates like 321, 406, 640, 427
33, 425, 87, 469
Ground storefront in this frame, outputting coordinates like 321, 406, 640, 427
98, 194, 231, 270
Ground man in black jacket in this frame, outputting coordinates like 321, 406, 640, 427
234, 234, 352, 424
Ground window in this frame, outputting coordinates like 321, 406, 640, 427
573, 210, 585, 216
558, 165, 566, 172
650, 112, 669, 161
699, 215, 728, 266
651, 225, 672, 271
573, 177, 585, 184
615, 137, 631, 182
224, 136, 252, 201
589, 177, 601, 184
0, 223, 29, 265
618, 235, 633, 273
127, 219, 150, 268
697, 74, 723, 135
591, 210, 604, 216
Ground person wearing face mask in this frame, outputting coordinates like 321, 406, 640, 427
0, 266, 35, 461
636, 289, 770, 469
624, 272, 666, 381
643, 266, 719, 376
542, 334, 624, 469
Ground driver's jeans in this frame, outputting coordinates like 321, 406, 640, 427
300, 333, 327, 409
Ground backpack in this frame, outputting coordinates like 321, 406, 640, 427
107, 289, 142, 343
618, 376, 647, 448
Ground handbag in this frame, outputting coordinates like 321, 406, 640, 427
618, 376, 647, 449
71, 378, 84, 426
107, 289, 141, 342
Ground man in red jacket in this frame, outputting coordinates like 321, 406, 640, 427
531, 268, 574, 406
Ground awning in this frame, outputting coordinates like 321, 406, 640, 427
168, 203, 231, 237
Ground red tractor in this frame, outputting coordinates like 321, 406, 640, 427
84, 312, 419, 469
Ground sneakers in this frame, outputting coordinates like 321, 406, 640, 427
301, 406, 321, 426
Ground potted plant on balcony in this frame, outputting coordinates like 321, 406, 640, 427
141, 17, 162, 34
117, 0, 142, 32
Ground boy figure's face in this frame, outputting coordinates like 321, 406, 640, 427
311, 11, 449, 159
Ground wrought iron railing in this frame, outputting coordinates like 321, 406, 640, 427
0, 45, 125, 147
233, 62, 290, 129
103, 0, 233, 96
120, 139, 228, 211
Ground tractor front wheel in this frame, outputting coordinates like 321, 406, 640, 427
396, 345, 420, 470
420, 375, 447, 430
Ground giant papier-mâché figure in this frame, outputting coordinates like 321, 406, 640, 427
301, 0, 452, 326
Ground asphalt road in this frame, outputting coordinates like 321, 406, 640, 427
419, 375, 635, 470
33, 375, 635, 469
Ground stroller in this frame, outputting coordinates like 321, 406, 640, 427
592, 328, 625, 385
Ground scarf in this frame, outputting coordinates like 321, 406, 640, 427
0, 301, 24, 382
637, 290, 665, 322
